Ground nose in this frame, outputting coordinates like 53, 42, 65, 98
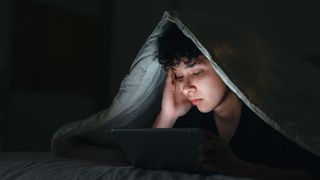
181, 78, 196, 99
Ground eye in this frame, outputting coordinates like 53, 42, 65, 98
193, 70, 203, 76
175, 75, 184, 81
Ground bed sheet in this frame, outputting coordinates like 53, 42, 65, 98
0, 152, 253, 180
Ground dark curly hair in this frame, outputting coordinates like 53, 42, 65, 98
157, 23, 203, 68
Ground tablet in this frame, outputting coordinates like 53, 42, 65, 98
109, 128, 208, 173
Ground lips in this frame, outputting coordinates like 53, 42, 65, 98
190, 98, 202, 105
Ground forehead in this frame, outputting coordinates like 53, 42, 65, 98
171, 56, 209, 71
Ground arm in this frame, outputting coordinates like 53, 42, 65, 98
199, 133, 313, 180
247, 163, 312, 180
152, 68, 192, 128
152, 111, 176, 128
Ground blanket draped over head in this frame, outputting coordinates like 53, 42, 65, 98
51, 11, 320, 159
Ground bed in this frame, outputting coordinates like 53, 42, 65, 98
0, 152, 251, 180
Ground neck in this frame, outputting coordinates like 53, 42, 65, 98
213, 90, 242, 142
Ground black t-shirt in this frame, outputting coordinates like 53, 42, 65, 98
174, 105, 320, 178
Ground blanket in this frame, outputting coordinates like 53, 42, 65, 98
51, 10, 320, 164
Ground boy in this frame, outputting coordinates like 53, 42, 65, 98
153, 24, 317, 179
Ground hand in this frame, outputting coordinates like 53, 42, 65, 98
198, 132, 254, 177
160, 68, 192, 122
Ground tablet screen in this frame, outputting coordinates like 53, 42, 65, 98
109, 128, 208, 173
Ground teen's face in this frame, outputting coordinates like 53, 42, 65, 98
172, 55, 228, 113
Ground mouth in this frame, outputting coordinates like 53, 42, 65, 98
190, 98, 202, 105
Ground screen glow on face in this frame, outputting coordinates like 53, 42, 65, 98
173, 61, 204, 81
171, 56, 228, 113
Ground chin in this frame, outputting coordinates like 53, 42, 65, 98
196, 105, 214, 113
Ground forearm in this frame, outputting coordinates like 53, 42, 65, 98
152, 112, 176, 128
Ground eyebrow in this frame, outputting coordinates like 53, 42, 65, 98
187, 62, 197, 68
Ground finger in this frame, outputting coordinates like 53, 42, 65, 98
202, 163, 219, 172
175, 84, 185, 97
198, 153, 217, 165
199, 146, 219, 156
199, 140, 223, 153
165, 68, 173, 85
203, 131, 220, 141
170, 68, 178, 85
199, 152, 221, 163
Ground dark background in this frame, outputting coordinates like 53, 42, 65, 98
1, 0, 320, 151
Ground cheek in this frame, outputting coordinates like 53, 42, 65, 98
200, 75, 226, 97
176, 82, 189, 97
176, 82, 184, 92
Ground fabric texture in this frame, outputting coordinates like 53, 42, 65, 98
0, 152, 252, 180
51, 11, 320, 160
